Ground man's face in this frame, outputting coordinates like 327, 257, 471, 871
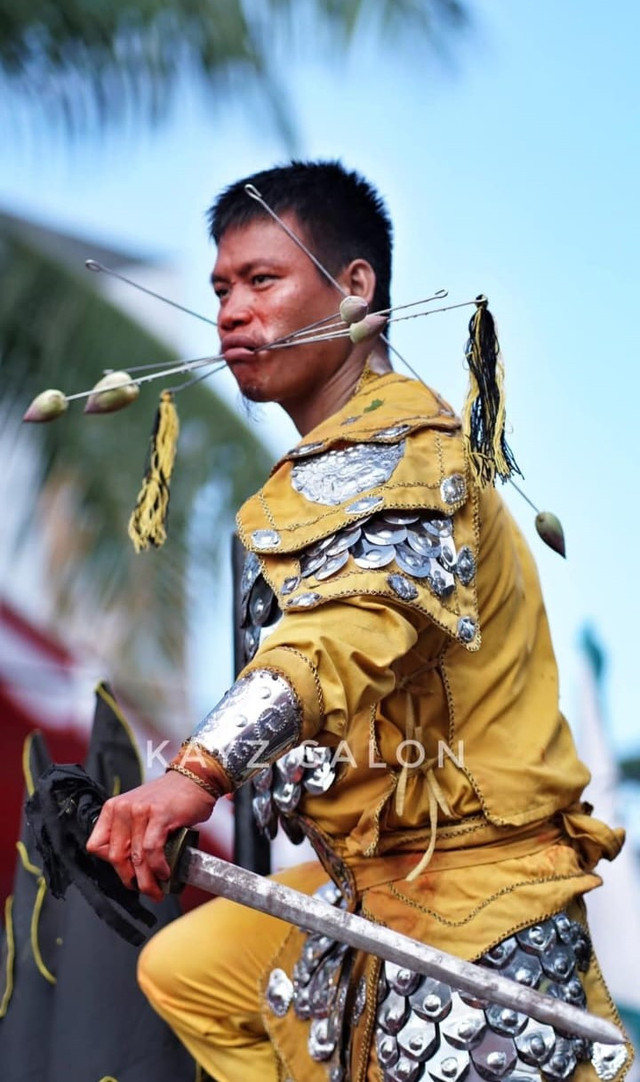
211, 214, 351, 410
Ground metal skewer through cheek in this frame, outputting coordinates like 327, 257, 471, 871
80, 241, 463, 396
262, 298, 481, 351
35, 194, 561, 548
264, 288, 451, 349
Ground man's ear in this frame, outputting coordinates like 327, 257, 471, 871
339, 259, 377, 307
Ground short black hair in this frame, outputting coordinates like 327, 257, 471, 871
207, 160, 392, 315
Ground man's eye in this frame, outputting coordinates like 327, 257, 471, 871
252, 274, 275, 286
214, 286, 228, 300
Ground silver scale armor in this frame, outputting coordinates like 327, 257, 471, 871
266, 888, 628, 1082
266, 880, 359, 1082
238, 550, 338, 841
283, 505, 475, 623
249, 439, 476, 643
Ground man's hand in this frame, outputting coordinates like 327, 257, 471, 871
87, 771, 216, 902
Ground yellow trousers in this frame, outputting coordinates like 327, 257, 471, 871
138, 861, 329, 1082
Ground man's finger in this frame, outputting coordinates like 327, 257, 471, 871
141, 816, 173, 882
129, 808, 150, 876
129, 809, 164, 899
106, 799, 136, 884
86, 799, 114, 855
130, 858, 164, 902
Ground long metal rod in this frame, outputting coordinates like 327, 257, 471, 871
182, 847, 624, 1046
85, 260, 219, 328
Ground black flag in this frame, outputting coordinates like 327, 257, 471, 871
0, 683, 198, 1082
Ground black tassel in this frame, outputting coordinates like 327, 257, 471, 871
462, 296, 522, 486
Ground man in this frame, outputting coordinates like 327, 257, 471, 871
88, 161, 631, 1082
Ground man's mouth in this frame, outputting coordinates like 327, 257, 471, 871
221, 336, 263, 363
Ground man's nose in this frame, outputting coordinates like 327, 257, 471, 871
218, 289, 253, 331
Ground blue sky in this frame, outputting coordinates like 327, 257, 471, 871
2, 0, 639, 759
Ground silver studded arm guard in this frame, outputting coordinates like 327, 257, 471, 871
188, 669, 302, 790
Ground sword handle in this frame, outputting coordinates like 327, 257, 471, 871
162, 828, 199, 894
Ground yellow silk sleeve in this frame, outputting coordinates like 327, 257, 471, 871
242, 596, 429, 742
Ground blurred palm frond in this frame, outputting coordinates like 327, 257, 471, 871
0, 220, 268, 708
0, 0, 469, 139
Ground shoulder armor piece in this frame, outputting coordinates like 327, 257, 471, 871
236, 376, 479, 648
237, 417, 468, 557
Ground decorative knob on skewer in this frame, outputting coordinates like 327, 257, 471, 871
339, 295, 369, 324
349, 313, 387, 344
535, 511, 566, 558
23, 389, 69, 423
84, 371, 140, 415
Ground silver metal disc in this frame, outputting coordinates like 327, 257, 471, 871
364, 521, 408, 546
315, 550, 350, 580
406, 527, 441, 557
325, 526, 362, 556
395, 543, 432, 578
353, 540, 396, 569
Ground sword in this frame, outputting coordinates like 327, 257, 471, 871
166, 834, 624, 1047
25, 767, 625, 1049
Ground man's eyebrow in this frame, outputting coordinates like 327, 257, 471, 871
210, 258, 286, 285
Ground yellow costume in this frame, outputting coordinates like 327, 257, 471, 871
139, 367, 631, 1082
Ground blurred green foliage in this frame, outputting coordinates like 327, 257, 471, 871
0, 0, 467, 138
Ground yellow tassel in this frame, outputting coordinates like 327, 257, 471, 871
128, 391, 179, 552
462, 297, 521, 487
405, 766, 454, 883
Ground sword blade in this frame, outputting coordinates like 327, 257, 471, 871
181, 848, 624, 1046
